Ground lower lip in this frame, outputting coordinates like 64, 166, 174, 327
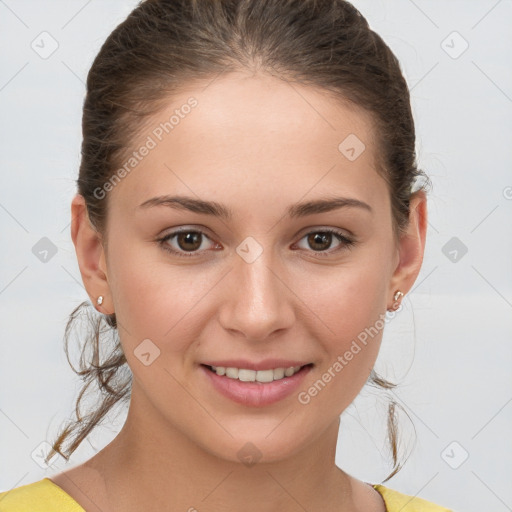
200, 364, 313, 407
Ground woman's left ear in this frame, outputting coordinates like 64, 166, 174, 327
387, 190, 428, 306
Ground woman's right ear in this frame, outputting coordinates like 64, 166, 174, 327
70, 194, 113, 314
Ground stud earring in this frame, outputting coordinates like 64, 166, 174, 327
393, 290, 404, 302
388, 290, 404, 311
96, 296, 104, 306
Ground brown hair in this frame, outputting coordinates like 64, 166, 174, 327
46, 0, 430, 482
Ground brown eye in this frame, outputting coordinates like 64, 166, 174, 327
307, 232, 333, 251
158, 229, 217, 258
295, 229, 356, 257
176, 232, 202, 252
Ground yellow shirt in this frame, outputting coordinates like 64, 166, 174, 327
0, 478, 453, 511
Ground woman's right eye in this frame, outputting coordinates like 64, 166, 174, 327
157, 229, 218, 258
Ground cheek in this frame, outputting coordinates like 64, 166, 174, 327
296, 255, 390, 405
107, 239, 220, 353
302, 257, 389, 345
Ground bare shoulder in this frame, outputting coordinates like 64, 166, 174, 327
348, 474, 387, 512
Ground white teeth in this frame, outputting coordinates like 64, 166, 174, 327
225, 367, 238, 379
210, 365, 304, 382
273, 367, 285, 379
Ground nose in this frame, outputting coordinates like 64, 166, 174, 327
218, 247, 296, 341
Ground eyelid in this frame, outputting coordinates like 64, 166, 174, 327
157, 226, 356, 258
295, 224, 354, 240
292, 228, 355, 255
157, 226, 219, 258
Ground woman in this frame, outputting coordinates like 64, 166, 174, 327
0, 0, 453, 510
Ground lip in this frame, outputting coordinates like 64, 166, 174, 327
201, 359, 312, 371
200, 363, 313, 407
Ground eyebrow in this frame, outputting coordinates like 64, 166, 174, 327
137, 194, 373, 219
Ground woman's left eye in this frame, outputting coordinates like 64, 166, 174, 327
156, 228, 355, 258
293, 229, 356, 256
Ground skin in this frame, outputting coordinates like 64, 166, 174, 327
51, 70, 427, 512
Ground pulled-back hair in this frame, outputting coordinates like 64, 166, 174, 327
46, 0, 430, 483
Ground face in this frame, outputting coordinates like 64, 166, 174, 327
94, 71, 404, 463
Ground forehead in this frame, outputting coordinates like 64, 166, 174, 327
109, 71, 386, 214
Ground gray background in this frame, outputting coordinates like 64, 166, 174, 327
1, 1, 511, 511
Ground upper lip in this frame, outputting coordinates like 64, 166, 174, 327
201, 359, 313, 371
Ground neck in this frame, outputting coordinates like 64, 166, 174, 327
81, 387, 360, 512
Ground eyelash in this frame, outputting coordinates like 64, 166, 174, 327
156, 228, 356, 259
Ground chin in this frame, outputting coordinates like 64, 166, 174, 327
199, 430, 310, 468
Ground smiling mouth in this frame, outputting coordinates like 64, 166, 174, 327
202, 363, 313, 384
